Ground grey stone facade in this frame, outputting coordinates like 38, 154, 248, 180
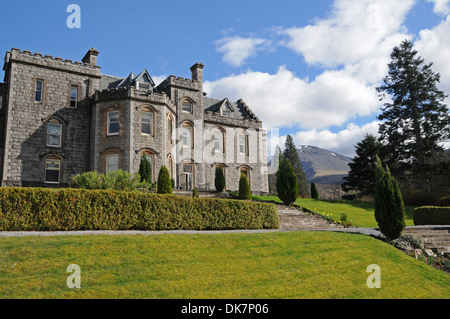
0, 48, 269, 194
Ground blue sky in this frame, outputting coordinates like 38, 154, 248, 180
1, 0, 449, 156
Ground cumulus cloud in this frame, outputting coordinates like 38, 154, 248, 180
204, 65, 380, 131
415, 14, 450, 105
290, 121, 381, 157
426, 0, 450, 15
279, 0, 414, 71
215, 36, 270, 67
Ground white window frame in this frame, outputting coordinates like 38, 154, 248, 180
141, 111, 154, 135
70, 85, 78, 108
221, 108, 231, 117
182, 125, 193, 149
239, 134, 248, 155
45, 158, 61, 184
212, 129, 224, 154
47, 123, 62, 148
35, 80, 43, 103
182, 101, 193, 113
106, 153, 120, 173
107, 111, 120, 136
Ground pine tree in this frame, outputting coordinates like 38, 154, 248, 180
238, 174, 252, 200
342, 134, 382, 197
139, 155, 152, 183
157, 165, 173, 194
283, 135, 309, 197
276, 157, 299, 206
374, 156, 405, 241
376, 40, 450, 191
311, 183, 319, 199
214, 166, 226, 193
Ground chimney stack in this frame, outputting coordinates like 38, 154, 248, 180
190, 63, 204, 82
82, 48, 99, 66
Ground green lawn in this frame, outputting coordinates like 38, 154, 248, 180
253, 196, 416, 228
0, 232, 448, 299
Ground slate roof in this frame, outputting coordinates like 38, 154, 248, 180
99, 69, 155, 91
204, 97, 258, 121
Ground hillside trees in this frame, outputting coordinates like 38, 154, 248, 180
342, 134, 382, 197
283, 135, 309, 197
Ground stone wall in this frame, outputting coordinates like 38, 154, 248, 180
1, 49, 101, 187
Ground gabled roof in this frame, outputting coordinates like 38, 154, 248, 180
204, 97, 259, 121
133, 69, 155, 87
205, 98, 235, 113
116, 72, 136, 88
99, 69, 156, 91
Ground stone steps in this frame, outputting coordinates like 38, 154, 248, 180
276, 204, 342, 231
404, 227, 450, 254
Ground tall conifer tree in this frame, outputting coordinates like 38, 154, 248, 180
283, 135, 309, 197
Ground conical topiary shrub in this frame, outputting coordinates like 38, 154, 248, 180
374, 156, 405, 240
238, 174, 252, 200
157, 165, 173, 194
215, 166, 226, 193
276, 157, 299, 206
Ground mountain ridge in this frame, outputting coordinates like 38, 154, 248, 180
296, 145, 353, 185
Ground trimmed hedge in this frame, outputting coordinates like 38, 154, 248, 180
413, 206, 450, 226
0, 188, 279, 231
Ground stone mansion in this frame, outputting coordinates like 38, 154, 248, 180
0, 47, 269, 194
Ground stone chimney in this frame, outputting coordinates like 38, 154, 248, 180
82, 48, 99, 66
190, 63, 204, 82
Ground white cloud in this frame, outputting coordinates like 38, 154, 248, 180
426, 0, 450, 15
415, 14, 450, 105
204, 66, 380, 131
279, 0, 414, 70
215, 36, 270, 67
291, 121, 381, 157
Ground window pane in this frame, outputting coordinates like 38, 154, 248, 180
108, 111, 120, 134
182, 102, 192, 112
47, 134, 61, 147
45, 159, 60, 183
35, 81, 43, 102
106, 154, 119, 172
71, 86, 77, 100
182, 126, 192, 147
141, 112, 153, 134
47, 124, 62, 147
70, 86, 78, 108
48, 124, 62, 135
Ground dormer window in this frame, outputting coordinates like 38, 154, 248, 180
136, 82, 151, 91
221, 108, 231, 117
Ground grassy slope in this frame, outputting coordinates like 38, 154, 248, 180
0, 232, 448, 299
253, 196, 415, 228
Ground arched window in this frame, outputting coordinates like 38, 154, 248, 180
46, 119, 63, 148
104, 149, 121, 173
45, 156, 62, 184
141, 107, 155, 136
181, 122, 194, 149
181, 99, 193, 113
212, 128, 224, 154
168, 154, 174, 180
107, 110, 120, 136
167, 113, 174, 143
238, 133, 249, 156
